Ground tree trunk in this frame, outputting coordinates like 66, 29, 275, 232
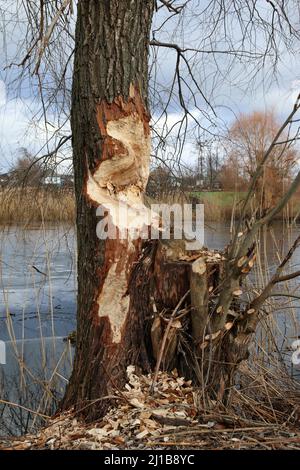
61, 0, 259, 421
62, 0, 155, 420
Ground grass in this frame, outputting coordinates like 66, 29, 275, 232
0, 223, 76, 436
190, 191, 244, 221
191, 190, 247, 207
0, 187, 298, 224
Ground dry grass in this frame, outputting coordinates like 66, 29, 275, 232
202, 199, 234, 221
0, 187, 75, 224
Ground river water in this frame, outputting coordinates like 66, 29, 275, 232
0, 222, 299, 435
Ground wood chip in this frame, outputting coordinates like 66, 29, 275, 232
247, 308, 256, 315
136, 430, 149, 440
233, 289, 243, 296
205, 330, 221, 341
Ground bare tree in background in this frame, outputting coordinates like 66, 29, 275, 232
10, 148, 45, 186
0, 0, 300, 422
146, 165, 175, 198
225, 111, 299, 210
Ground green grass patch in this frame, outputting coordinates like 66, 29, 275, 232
191, 191, 246, 207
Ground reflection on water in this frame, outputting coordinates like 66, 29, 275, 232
0, 222, 299, 435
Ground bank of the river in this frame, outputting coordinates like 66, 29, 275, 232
0, 188, 299, 223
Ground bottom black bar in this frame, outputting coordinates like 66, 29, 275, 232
0, 449, 299, 466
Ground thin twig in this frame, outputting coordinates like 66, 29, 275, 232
150, 289, 190, 393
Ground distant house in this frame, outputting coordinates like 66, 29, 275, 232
43, 175, 63, 186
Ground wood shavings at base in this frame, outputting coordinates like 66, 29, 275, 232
1, 365, 300, 450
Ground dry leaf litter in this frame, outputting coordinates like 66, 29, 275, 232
1, 366, 300, 450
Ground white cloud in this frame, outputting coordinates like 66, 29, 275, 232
0, 93, 71, 172
252, 78, 300, 117
0, 96, 37, 168
0, 80, 6, 107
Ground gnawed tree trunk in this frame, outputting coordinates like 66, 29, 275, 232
60, 0, 253, 419
62, 0, 300, 422
62, 0, 155, 419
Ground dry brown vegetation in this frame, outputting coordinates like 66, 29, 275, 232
1, 359, 299, 450
224, 111, 298, 200
1, 187, 298, 225
202, 193, 300, 222
0, 188, 75, 224
149, 190, 300, 223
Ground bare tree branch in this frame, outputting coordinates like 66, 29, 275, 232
158, 0, 189, 14
34, 0, 72, 74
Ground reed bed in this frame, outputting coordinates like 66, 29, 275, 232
1, 358, 299, 450
0, 187, 297, 224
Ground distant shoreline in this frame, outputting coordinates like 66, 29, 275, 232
0, 188, 299, 224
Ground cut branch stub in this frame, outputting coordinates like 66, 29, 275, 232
190, 257, 208, 344
152, 242, 224, 354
